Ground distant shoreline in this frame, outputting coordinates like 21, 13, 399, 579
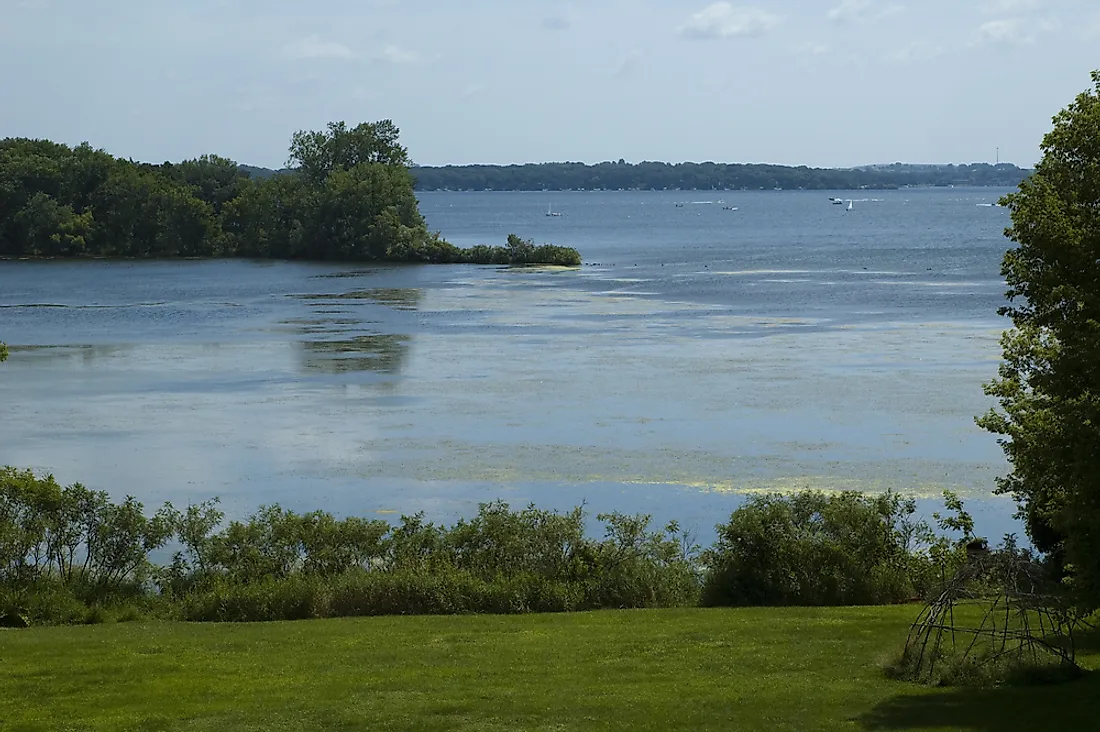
407, 184, 1018, 192
244, 162, 1028, 192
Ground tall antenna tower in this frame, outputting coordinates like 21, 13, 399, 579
996, 147, 1000, 165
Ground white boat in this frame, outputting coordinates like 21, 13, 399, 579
830, 197, 844, 205
546, 204, 562, 217
847, 200, 854, 212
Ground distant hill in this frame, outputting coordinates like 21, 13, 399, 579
238, 161, 1030, 192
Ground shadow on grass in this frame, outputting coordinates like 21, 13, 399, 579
858, 671, 1100, 731
1074, 623, 1100, 653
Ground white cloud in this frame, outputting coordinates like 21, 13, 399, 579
827, 0, 904, 24
980, 0, 1038, 13
678, 3, 783, 39
282, 35, 355, 61
976, 18, 1026, 44
370, 44, 424, 65
975, 16, 1057, 45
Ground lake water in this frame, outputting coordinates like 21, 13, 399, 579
0, 189, 1021, 541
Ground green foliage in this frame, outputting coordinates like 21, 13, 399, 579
4, 467, 986, 625
0, 342, 7, 362
0, 125, 581, 265
288, 120, 410, 185
702, 491, 974, 607
176, 501, 697, 621
0, 468, 175, 601
978, 71, 1100, 611
443, 235, 581, 267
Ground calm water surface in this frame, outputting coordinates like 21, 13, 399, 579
0, 189, 1019, 539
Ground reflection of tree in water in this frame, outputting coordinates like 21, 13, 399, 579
299, 334, 410, 374
290, 288, 420, 375
11, 344, 136, 366
294, 288, 422, 311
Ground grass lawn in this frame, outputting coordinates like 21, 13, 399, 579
1, 606, 1097, 732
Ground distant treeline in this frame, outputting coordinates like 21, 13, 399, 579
408, 161, 1030, 192
0, 122, 580, 266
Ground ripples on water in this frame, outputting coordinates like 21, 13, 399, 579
0, 189, 1019, 540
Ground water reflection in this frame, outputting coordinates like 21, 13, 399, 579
299, 334, 410, 375
309, 269, 384, 279
283, 287, 423, 375
10, 344, 136, 365
294, 288, 423, 311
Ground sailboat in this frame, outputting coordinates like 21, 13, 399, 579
546, 203, 562, 218
846, 200, 854, 212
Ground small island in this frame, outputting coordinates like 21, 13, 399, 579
0, 121, 582, 267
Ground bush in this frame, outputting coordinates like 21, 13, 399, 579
0, 467, 175, 593
4, 465, 991, 624
457, 235, 581, 266
175, 504, 701, 622
702, 491, 967, 607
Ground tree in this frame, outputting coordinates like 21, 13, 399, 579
162, 154, 248, 217
288, 120, 410, 185
0, 125, 577, 265
14, 193, 94, 256
978, 71, 1100, 609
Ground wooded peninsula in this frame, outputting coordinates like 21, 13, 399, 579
0, 121, 581, 266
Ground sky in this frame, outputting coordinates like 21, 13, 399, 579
2, 0, 1098, 169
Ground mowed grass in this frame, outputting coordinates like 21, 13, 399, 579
1, 606, 1098, 732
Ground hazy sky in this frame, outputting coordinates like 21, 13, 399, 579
2, 0, 1098, 168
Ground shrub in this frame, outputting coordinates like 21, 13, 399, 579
3, 465, 992, 624
0, 467, 175, 593
702, 491, 949, 607
456, 235, 581, 266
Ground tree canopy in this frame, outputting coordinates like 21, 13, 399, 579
0, 123, 579, 266
978, 71, 1100, 609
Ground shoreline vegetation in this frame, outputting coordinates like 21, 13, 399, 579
2, 466, 989, 627
0, 121, 581, 267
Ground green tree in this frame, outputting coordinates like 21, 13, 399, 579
288, 120, 410, 185
310, 162, 425, 260
162, 154, 248, 217
0, 125, 580, 265
978, 71, 1100, 609
13, 193, 94, 256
